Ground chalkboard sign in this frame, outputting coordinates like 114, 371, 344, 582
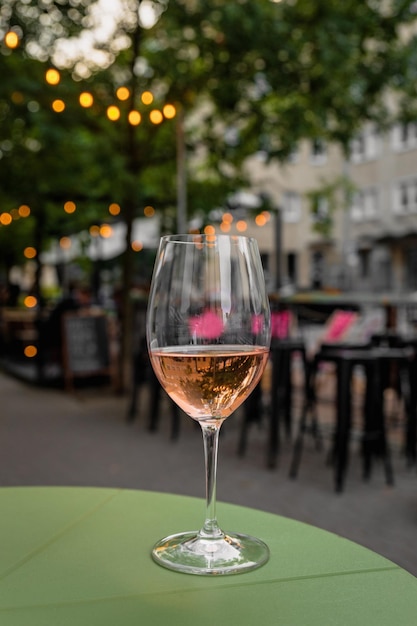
62, 311, 111, 389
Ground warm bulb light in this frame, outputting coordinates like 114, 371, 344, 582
64, 201, 76, 214
24, 296, 37, 308
18, 205, 30, 217
204, 225, 216, 236
255, 214, 267, 227
163, 104, 176, 119
109, 203, 121, 216
144, 205, 155, 217
24, 345, 37, 358
236, 220, 247, 232
99, 224, 113, 238
0, 213, 12, 225
116, 86, 130, 101
107, 105, 120, 121
60, 236, 71, 249
45, 69, 60, 85
149, 109, 163, 124
128, 110, 141, 126
52, 99, 65, 113
79, 92, 94, 107
5, 31, 19, 49
131, 240, 143, 251
24, 247, 37, 259
141, 91, 154, 105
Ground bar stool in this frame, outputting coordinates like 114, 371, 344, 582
290, 343, 406, 492
267, 338, 308, 469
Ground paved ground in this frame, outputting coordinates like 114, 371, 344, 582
1, 367, 417, 577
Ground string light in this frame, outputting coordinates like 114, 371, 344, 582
79, 92, 94, 107
45, 69, 61, 85
0, 213, 12, 225
144, 205, 155, 217
24, 247, 37, 259
24, 296, 37, 308
149, 109, 163, 124
163, 104, 176, 119
141, 91, 154, 105
116, 86, 130, 101
128, 110, 141, 126
99, 224, 112, 238
109, 203, 121, 216
204, 225, 216, 235
107, 105, 120, 121
60, 236, 71, 249
52, 99, 65, 113
64, 201, 76, 214
24, 345, 37, 358
5, 31, 19, 49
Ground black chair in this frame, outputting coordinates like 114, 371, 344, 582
289, 342, 413, 492
267, 338, 308, 468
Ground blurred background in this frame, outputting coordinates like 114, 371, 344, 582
2, 0, 417, 389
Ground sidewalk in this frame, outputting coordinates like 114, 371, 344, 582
1, 367, 416, 577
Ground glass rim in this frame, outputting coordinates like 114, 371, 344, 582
160, 233, 258, 246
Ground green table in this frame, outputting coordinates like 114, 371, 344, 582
1, 487, 416, 625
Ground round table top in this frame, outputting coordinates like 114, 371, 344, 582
1, 487, 416, 625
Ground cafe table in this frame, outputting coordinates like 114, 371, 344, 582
1, 487, 417, 625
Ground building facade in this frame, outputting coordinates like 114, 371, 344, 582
234, 121, 417, 295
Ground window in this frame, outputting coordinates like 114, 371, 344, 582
349, 126, 379, 163
391, 122, 417, 152
392, 178, 417, 214
350, 188, 379, 221
310, 139, 327, 165
282, 191, 301, 223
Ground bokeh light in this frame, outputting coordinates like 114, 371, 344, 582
116, 87, 130, 101
128, 110, 141, 126
204, 225, 216, 236
131, 240, 143, 251
109, 203, 121, 216
141, 91, 154, 105
60, 236, 71, 249
163, 104, 176, 119
144, 205, 155, 217
0, 213, 12, 226
52, 99, 65, 113
107, 105, 120, 121
18, 205, 30, 217
79, 92, 94, 107
149, 109, 163, 124
255, 213, 267, 226
99, 224, 113, 238
24, 247, 37, 259
24, 345, 37, 358
236, 220, 248, 232
64, 201, 76, 214
45, 69, 60, 85
24, 295, 37, 308
5, 31, 19, 49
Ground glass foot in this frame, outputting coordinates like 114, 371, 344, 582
151, 530, 269, 575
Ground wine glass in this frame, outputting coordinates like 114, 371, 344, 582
146, 233, 271, 575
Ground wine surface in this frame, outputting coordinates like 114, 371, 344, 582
150, 345, 269, 421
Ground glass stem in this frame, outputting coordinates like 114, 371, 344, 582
199, 422, 224, 540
